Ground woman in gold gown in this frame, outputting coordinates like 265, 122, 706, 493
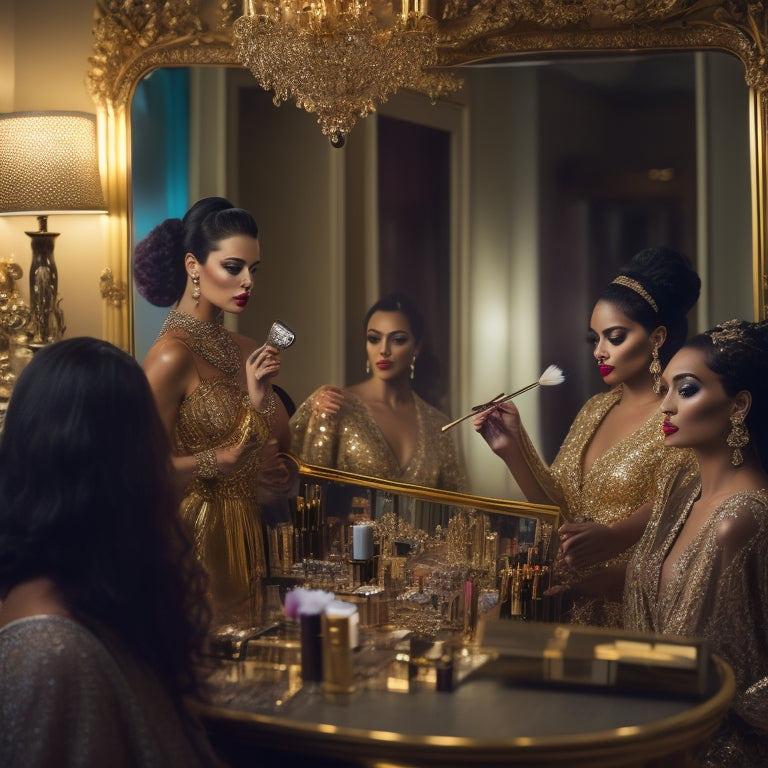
290, 293, 465, 491
134, 197, 290, 628
473, 248, 700, 626
624, 319, 768, 766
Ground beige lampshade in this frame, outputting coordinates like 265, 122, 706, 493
0, 111, 107, 215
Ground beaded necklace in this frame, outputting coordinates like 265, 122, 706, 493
159, 309, 241, 376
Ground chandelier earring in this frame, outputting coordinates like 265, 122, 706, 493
366, 359, 371, 375
410, 356, 416, 381
191, 273, 201, 306
727, 413, 750, 467
649, 342, 662, 394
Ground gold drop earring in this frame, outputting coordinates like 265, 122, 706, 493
649, 342, 662, 394
191, 273, 201, 306
366, 359, 371, 375
727, 413, 750, 467
410, 356, 416, 381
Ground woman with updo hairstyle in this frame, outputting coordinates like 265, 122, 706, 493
0, 338, 224, 766
134, 196, 292, 630
290, 293, 466, 490
625, 318, 768, 766
474, 246, 701, 627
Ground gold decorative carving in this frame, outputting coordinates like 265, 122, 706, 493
88, 0, 239, 107
87, 0, 768, 350
99, 267, 127, 308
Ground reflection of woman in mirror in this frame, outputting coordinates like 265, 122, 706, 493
0, 338, 223, 767
134, 197, 291, 628
474, 248, 700, 627
290, 293, 466, 490
625, 319, 768, 766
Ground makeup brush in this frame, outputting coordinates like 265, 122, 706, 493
441, 364, 566, 432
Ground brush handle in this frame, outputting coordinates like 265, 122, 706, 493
441, 381, 541, 432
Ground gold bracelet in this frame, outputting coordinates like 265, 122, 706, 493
194, 449, 218, 480
258, 387, 276, 424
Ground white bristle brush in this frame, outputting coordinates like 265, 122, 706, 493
441, 364, 566, 432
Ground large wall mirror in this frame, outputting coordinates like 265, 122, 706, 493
88, 0, 768, 498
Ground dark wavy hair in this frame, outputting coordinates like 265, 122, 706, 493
599, 246, 701, 366
684, 318, 768, 471
0, 338, 212, 706
133, 196, 259, 307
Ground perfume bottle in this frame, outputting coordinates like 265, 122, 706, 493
322, 602, 358, 694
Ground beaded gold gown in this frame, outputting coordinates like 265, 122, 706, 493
290, 389, 466, 491
160, 312, 271, 627
624, 472, 768, 766
517, 385, 697, 627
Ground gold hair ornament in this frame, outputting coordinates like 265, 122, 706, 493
707, 318, 745, 350
611, 275, 658, 313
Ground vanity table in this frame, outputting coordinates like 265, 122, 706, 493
196, 462, 734, 768
198, 644, 734, 768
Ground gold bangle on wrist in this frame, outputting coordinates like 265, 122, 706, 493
258, 387, 276, 423
194, 449, 218, 480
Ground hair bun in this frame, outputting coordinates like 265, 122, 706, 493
133, 218, 186, 307
626, 247, 701, 319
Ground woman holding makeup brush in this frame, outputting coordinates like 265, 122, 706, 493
290, 293, 466, 491
473, 247, 700, 627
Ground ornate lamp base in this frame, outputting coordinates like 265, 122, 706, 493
26, 215, 65, 346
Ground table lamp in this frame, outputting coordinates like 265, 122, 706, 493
0, 111, 107, 346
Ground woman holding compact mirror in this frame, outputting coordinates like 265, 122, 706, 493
134, 196, 292, 628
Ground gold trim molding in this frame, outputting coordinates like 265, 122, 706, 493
87, 0, 768, 349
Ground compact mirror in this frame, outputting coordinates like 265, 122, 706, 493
266, 320, 296, 350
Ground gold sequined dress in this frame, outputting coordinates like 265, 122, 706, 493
518, 385, 697, 627
624, 472, 768, 766
155, 314, 273, 627
290, 389, 466, 490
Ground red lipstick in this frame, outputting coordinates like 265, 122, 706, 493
376, 360, 392, 370
234, 293, 250, 307
662, 421, 678, 436
598, 365, 614, 378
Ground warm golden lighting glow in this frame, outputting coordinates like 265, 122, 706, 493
0, 112, 106, 345
0, 112, 107, 215
232, 0, 461, 145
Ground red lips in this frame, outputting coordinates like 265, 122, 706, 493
376, 361, 392, 370
662, 421, 678, 436
598, 365, 614, 378
234, 293, 250, 307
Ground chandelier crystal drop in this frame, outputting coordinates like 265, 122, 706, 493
233, 0, 462, 145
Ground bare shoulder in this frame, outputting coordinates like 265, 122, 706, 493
142, 334, 195, 387
715, 489, 768, 551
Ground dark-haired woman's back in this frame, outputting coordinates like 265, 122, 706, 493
0, 337, 224, 767
0, 614, 222, 767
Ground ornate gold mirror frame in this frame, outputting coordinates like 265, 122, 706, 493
88, 0, 768, 350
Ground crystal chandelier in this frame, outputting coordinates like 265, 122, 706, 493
232, 0, 461, 146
